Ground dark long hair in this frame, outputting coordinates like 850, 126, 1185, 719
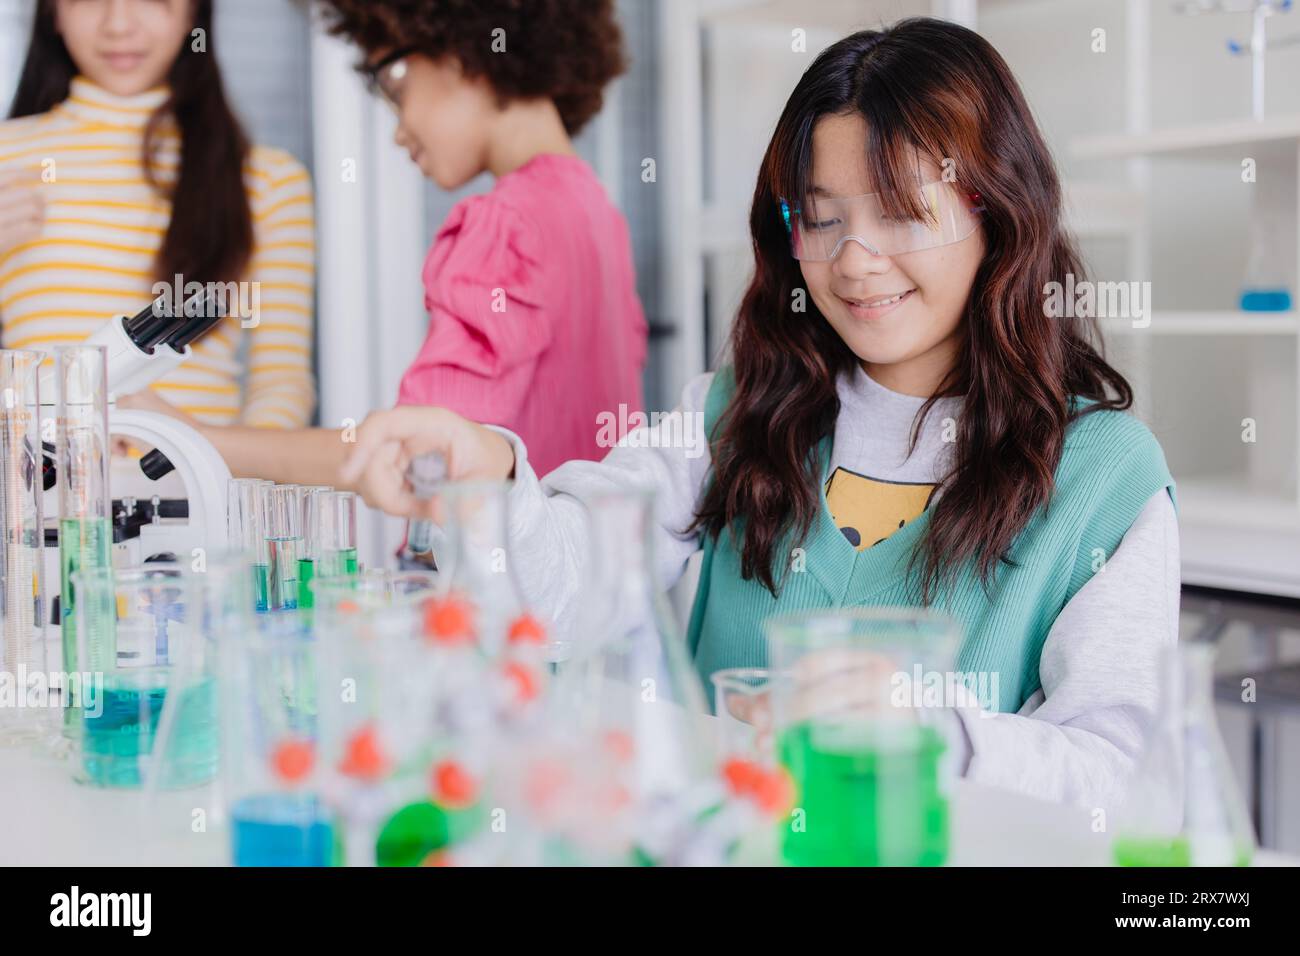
9, 0, 254, 288
690, 17, 1132, 600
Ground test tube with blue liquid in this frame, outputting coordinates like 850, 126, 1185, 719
228, 478, 270, 612
261, 484, 303, 612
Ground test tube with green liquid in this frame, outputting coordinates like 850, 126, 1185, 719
317, 492, 358, 579
261, 484, 303, 612
296, 486, 332, 610
228, 478, 270, 612
56, 346, 114, 736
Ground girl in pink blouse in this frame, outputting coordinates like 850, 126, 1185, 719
176, 1, 647, 485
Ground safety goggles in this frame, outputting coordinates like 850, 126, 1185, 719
361, 46, 418, 111
779, 181, 981, 261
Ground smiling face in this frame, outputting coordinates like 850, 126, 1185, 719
55, 0, 194, 96
798, 111, 985, 397
377, 52, 497, 190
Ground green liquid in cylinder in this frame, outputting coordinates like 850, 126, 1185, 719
319, 548, 358, 579
778, 721, 948, 867
297, 558, 315, 610
59, 516, 113, 734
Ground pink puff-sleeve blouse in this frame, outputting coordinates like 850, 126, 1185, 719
396, 153, 647, 476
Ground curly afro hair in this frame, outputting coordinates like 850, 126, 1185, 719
315, 0, 628, 136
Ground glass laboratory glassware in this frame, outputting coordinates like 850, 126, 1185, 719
711, 667, 774, 764
57, 346, 113, 738
220, 608, 339, 866
1240, 192, 1293, 312
72, 564, 218, 789
554, 489, 718, 865
316, 491, 358, 580
260, 484, 303, 612
296, 485, 332, 610
1113, 643, 1255, 867
227, 478, 269, 612
766, 608, 960, 867
431, 481, 530, 658
0, 350, 48, 745
400, 452, 445, 571
314, 594, 488, 866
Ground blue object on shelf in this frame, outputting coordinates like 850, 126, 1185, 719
1239, 288, 1294, 312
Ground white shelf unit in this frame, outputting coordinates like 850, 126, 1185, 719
1070, 98, 1300, 595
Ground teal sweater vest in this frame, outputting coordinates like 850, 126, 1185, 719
684, 368, 1176, 713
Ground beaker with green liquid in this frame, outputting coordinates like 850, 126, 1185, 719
56, 346, 113, 738
1113, 642, 1255, 867
72, 564, 218, 789
766, 608, 961, 867
0, 349, 49, 746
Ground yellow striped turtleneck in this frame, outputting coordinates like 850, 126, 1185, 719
0, 76, 316, 427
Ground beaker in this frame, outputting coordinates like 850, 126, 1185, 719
259, 484, 302, 612
766, 608, 961, 867
0, 349, 49, 745
555, 489, 717, 864
219, 607, 338, 866
57, 346, 113, 737
430, 481, 529, 657
314, 597, 485, 866
1113, 642, 1255, 867
710, 667, 774, 763
72, 564, 218, 789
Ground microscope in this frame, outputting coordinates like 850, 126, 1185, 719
39, 289, 233, 623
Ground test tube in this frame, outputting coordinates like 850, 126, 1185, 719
403, 452, 446, 567
316, 491, 358, 579
57, 346, 113, 736
228, 478, 270, 612
260, 484, 303, 612
297, 486, 332, 609
0, 350, 47, 744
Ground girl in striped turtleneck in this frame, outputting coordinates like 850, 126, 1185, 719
0, 0, 315, 428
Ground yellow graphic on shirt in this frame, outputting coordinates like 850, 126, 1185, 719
824, 467, 935, 551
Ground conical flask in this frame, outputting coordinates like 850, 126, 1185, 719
428, 481, 528, 658
1114, 643, 1255, 867
552, 489, 719, 864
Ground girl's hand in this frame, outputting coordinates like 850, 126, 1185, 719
0, 170, 45, 259
339, 405, 516, 518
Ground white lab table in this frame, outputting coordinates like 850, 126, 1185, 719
2, 745, 1295, 867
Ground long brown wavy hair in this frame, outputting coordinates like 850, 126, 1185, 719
10, 0, 254, 291
690, 17, 1132, 600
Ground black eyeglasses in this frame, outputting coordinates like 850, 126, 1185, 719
361, 47, 418, 109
